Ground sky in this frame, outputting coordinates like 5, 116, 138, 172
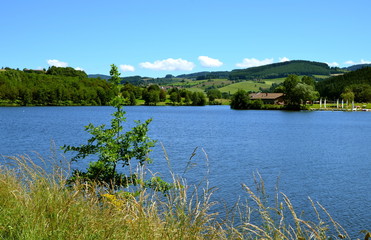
1, 0, 371, 78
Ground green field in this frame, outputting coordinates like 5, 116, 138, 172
163, 75, 332, 95
218, 78, 285, 94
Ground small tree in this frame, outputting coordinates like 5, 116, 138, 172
62, 64, 156, 189
230, 90, 250, 109
341, 90, 355, 104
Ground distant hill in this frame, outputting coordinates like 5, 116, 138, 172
316, 67, 371, 99
228, 60, 332, 80
177, 71, 230, 80
88, 74, 110, 80
176, 60, 334, 81
344, 64, 371, 71
176, 60, 332, 80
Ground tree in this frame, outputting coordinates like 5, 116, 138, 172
282, 75, 319, 109
340, 90, 355, 103
301, 76, 315, 87
283, 75, 300, 107
291, 83, 319, 106
62, 64, 156, 189
159, 89, 167, 102
183, 91, 191, 105
207, 89, 222, 102
145, 90, 160, 105
128, 92, 136, 105
230, 90, 250, 109
191, 92, 206, 106
170, 91, 180, 105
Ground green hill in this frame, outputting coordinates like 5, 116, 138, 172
316, 67, 371, 100
228, 60, 331, 80
344, 63, 371, 71
176, 60, 333, 81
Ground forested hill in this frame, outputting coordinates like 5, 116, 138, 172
344, 63, 371, 71
228, 60, 331, 80
0, 67, 115, 106
176, 60, 333, 80
316, 67, 371, 100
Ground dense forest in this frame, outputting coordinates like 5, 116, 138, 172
0, 67, 209, 106
316, 67, 371, 102
228, 60, 332, 80
0, 67, 115, 106
176, 60, 336, 81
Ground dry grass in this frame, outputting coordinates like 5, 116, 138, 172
0, 154, 354, 239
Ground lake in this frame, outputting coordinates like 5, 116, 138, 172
1, 105, 370, 237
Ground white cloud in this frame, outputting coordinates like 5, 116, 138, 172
120, 64, 135, 72
236, 58, 274, 68
47, 59, 68, 67
360, 59, 371, 64
198, 56, 223, 67
345, 59, 371, 65
279, 57, 290, 62
140, 58, 195, 71
326, 62, 339, 67
345, 60, 355, 65
75, 67, 84, 71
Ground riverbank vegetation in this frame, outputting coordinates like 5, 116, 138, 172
0, 154, 355, 239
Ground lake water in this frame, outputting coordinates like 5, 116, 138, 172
1, 106, 370, 237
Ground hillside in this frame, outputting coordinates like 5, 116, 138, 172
88, 74, 111, 80
316, 67, 371, 100
344, 63, 371, 71
228, 60, 332, 80
175, 60, 334, 81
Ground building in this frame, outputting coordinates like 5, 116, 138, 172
249, 92, 285, 105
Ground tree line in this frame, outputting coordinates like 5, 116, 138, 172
316, 67, 371, 102
0, 67, 211, 106
0, 68, 115, 106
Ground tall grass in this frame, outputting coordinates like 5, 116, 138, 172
0, 154, 354, 239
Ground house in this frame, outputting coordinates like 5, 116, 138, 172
249, 92, 285, 105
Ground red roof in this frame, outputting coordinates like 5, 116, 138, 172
249, 92, 284, 100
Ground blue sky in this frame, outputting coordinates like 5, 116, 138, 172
2, 0, 371, 77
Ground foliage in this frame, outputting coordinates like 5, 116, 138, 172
316, 67, 371, 100
47, 66, 88, 78
230, 89, 251, 109
283, 75, 319, 109
62, 64, 156, 189
206, 88, 222, 102
191, 92, 207, 106
342, 84, 371, 102
340, 90, 355, 103
229, 60, 331, 80
0, 68, 114, 106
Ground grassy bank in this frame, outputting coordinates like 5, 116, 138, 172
0, 155, 354, 239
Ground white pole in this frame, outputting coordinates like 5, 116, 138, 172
320, 98, 322, 108
342, 99, 344, 109
324, 98, 327, 109
337, 99, 339, 109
